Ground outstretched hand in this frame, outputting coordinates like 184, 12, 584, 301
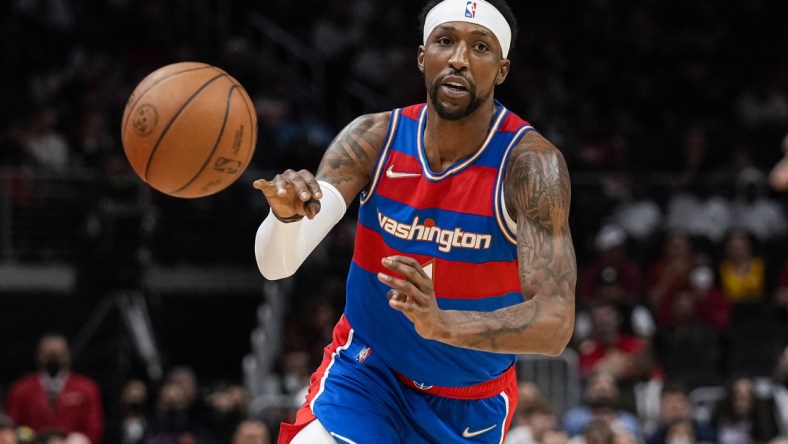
253, 169, 323, 220
377, 256, 448, 341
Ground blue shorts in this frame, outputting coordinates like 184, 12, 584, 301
278, 316, 519, 444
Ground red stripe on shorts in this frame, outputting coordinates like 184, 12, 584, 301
277, 315, 353, 444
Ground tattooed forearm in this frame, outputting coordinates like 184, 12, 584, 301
317, 113, 389, 188
445, 301, 540, 352
434, 133, 576, 355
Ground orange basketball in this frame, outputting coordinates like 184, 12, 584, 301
121, 62, 257, 198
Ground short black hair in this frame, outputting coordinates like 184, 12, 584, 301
418, 0, 519, 53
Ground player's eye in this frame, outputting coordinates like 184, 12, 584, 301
437, 36, 452, 46
473, 42, 489, 52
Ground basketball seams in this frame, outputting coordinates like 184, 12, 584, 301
235, 82, 257, 169
171, 81, 256, 196
121, 63, 213, 140
170, 78, 234, 194
122, 62, 257, 198
143, 73, 228, 180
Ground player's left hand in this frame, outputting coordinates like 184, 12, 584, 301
377, 256, 448, 341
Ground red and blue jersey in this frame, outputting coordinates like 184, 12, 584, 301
345, 101, 535, 387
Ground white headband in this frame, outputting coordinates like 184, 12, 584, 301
423, 0, 512, 58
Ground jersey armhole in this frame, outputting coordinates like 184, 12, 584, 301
494, 125, 535, 244
360, 108, 402, 206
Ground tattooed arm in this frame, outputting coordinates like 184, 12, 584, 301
253, 112, 390, 216
380, 131, 576, 354
253, 112, 390, 280
315, 112, 391, 205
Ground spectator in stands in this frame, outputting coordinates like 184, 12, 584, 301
278, 350, 311, 405
713, 377, 778, 444
718, 229, 782, 375
654, 265, 731, 333
105, 378, 149, 444
578, 224, 644, 309
575, 224, 655, 346
517, 381, 544, 407
142, 381, 216, 444
654, 273, 727, 390
506, 397, 558, 444
578, 301, 657, 385
646, 381, 716, 444
561, 370, 643, 440
542, 429, 571, 444
574, 262, 657, 345
164, 366, 212, 425
645, 230, 704, 311
5, 333, 103, 444
231, 420, 270, 444
0, 414, 16, 444
718, 229, 768, 305
204, 383, 250, 443
566, 417, 637, 444
661, 419, 709, 444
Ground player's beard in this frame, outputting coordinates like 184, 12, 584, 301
427, 75, 484, 121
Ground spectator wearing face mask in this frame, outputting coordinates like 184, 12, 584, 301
142, 381, 217, 444
105, 378, 149, 444
5, 333, 104, 444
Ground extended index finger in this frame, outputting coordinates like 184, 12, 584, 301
252, 179, 278, 197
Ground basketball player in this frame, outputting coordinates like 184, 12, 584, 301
254, 1, 577, 442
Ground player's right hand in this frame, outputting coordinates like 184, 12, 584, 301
253, 169, 323, 220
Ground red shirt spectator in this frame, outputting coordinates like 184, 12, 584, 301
577, 301, 656, 383
6, 333, 104, 444
655, 266, 731, 332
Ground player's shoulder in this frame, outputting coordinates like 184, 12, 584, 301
503, 128, 571, 199
349, 102, 426, 133
510, 129, 566, 165
348, 110, 394, 133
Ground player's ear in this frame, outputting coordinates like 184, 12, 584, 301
496, 59, 510, 85
417, 46, 425, 73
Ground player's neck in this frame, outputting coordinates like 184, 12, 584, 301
423, 101, 498, 173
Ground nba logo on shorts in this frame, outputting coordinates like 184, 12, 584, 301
465, 1, 477, 18
355, 346, 372, 364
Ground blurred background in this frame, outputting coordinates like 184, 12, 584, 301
0, 0, 787, 443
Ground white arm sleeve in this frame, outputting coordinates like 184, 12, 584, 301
254, 180, 347, 280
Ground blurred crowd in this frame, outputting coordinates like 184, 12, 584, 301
1, 0, 788, 443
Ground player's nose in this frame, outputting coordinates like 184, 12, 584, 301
448, 41, 470, 71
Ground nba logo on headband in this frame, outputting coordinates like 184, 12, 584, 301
465, 1, 477, 18
424, 0, 512, 58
